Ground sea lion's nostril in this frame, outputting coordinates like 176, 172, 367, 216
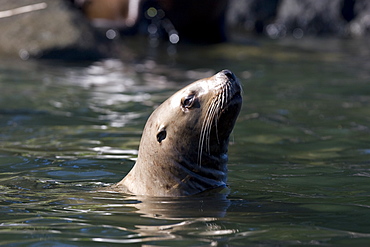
222, 69, 236, 81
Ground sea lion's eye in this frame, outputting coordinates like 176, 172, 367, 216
181, 94, 195, 109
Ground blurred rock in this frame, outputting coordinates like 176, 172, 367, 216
227, 0, 370, 38
157, 0, 228, 43
227, 0, 279, 34
349, 0, 370, 36
272, 0, 346, 38
0, 0, 109, 60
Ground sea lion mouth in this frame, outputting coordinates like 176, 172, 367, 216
197, 70, 242, 166
218, 76, 242, 131
222, 91, 242, 111
218, 69, 242, 113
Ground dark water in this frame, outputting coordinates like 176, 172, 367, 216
1, 37, 370, 246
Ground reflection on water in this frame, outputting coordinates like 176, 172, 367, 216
1, 37, 370, 245
90, 192, 233, 245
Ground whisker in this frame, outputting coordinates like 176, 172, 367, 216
197, 78, 236, 167
198, 99, 215, 166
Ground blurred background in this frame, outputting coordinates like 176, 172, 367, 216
0, 0, 369, 59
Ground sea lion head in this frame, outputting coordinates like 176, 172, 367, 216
115, 70, 242, 196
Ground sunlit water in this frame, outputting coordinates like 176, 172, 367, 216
1, 37, 370, 246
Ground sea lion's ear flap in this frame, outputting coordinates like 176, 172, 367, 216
156, 126, 167, 143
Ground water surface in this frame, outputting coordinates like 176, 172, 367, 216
1, 37, 370, 246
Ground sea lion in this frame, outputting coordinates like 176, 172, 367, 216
113, 69, 242, 196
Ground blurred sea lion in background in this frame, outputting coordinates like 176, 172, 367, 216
72, 0, 140, 28
72, 0, 228, 43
